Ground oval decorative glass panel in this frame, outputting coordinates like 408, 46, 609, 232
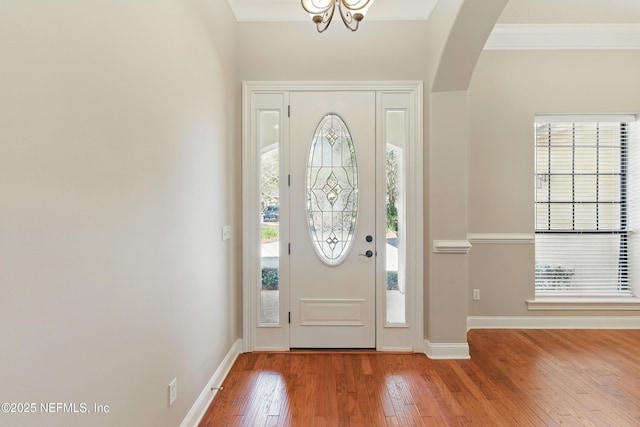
306, 114, 358, 265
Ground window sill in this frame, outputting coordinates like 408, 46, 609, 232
527, 296, 640, 311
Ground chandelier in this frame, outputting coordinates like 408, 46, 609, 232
301, 0, 374, 33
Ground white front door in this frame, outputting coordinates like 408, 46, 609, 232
289, 91, 376, 348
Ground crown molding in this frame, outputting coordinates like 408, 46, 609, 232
227, 0, 436, 22
485, 23, 640, 50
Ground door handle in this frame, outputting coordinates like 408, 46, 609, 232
359, 250, 374, 258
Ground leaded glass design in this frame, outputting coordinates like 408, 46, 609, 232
306, 114, 358, 265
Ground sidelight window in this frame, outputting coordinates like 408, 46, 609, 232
260, 110, 281, 324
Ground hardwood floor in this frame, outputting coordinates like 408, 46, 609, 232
199, 330, 640, 426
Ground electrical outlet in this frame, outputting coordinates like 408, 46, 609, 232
169, 378, 177, 406
473, 289, 480, 301
222, 225, 231, 241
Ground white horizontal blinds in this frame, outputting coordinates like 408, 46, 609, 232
535, 118, 630, 295
628, 121, 640, 296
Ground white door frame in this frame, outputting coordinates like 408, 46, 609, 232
242, 81, 424, 352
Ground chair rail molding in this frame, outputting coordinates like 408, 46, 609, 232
467, 233, 534, 245
432, 240, 472, 254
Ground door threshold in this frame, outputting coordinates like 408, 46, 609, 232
289, 348, 376, 353
251, 348, 416, 354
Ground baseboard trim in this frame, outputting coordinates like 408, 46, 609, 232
468, 316, 640, 330
424, 340, 470, 359
180, 338, 243, 427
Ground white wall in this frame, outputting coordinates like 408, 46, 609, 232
468, 49, 640, 317
238, 21, 428, 81
0, 1, 239, 426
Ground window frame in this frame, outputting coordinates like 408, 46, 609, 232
534, 116, 632, 298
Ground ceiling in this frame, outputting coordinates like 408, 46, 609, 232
226, 0, 640, 24
226, 0, 640, 50
226, 0, 438, 22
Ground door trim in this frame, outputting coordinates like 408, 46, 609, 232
242, 81, 424, 352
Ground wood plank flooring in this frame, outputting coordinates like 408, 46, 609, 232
199, 330, 640, 426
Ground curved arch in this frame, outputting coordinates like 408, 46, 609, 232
431, 0, 508, 92
425, 0, 508, 358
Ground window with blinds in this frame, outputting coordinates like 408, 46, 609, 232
535, 117, 631, 295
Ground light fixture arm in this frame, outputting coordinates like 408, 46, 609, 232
301, 0, 373, 33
